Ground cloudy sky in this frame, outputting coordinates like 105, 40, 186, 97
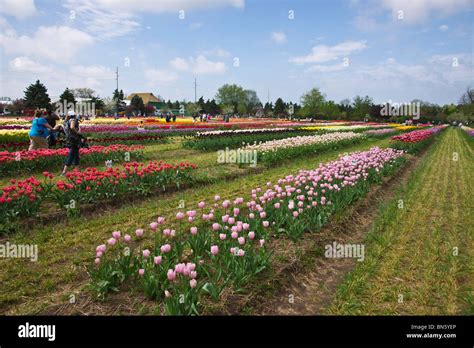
0, 0, 473, 104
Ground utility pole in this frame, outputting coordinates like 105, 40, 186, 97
267, 89, 270, 104
115, 66, 119, 116
116, 66, 119, 91
194, 78, 197, 103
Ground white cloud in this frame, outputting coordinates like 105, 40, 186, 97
380, 0, 473, 23
189, 22, 203, 30
0, 26, 94, 63
0, 0, 36, 19
439, 24, 449, 31
169, 55, 227, 75
271, 31, 287, 44
306, 64, 348, 73
64, 0, 244, 38
170, 57, 190, 71
9, 56, 52, 73
289, 41, 368, 65
145, 69, 179, 85
199, 48, 231, 58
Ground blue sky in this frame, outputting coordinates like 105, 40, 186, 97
0, 0, 473, 105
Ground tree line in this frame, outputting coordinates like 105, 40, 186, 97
1, 80, 473, 123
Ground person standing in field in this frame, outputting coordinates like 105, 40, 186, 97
61, 110, 83, 175
28, 109, 54, 150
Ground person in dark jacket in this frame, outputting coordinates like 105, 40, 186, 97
61, 111, 83, 175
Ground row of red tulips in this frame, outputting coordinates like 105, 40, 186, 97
390, 126, 447, 153
0, 145, 144, 176
0, 161, 198, 231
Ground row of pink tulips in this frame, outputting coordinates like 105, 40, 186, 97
89, 146, 406, 314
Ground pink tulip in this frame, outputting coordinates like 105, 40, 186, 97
124, 234, 131, 242
211, 245, 219, 255
96, 244, 106, 253
233, 207, 240, 216
228, 217, 235, 225
135, 228, 144, 237
293, 211, 299, 218
167, 269, 176, 281
274, 203, 281, 209
190, 279, 197, 288
190, 227, 198, 235
142, 249, 150, 258
214, 195, 220, 201
249, 213, 255, 219
176, 212, 185, 220
163, 228, 171, 236
248, 231, 255, 240
188, 217, 194, 223
138, 269, 145, 276
154, 256, 162, 265
219, 233, 227, 240
238, 249, 245, 257
112, 231, 121, 239
259, 239, 265, 247
190, 271, 197, 279
107, 238, 116, 246
222, 214, 229, 223
149, 222, 158, 230
161, 244, 171, 253
222, 200, 230, 208
186, 210, 196, 217
262, 221, 269, 228
238, 237, 245, 245
242, 223, 249, 230
212, 223, 220, 231
94, 258, 100, 264
96, 251, 103, 258
157, 217, 165, 224
198, 201, 205, 209
165, 290, 171, 298
231, 231, 238, 239
260, 212, 267, 219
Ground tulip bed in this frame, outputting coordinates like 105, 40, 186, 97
89, 146, 406, 315
182, 128, 314, 151
0, 161, 197, 229
364, 128, 398, 137
243, 131, 365, 166
0, 144, 144, 176
390, 126, 446, 153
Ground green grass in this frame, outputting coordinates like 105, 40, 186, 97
327, 128, 474, 315
0, 136, 390, 314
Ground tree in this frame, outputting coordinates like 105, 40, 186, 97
197, 97, 205, 112
299, 88, 326, 118
59, 88, 76, 105
459, 86, 474, 105
9, 99, 25, 114
215, 84, 246, 113
264, 102, 273, 117
130, 95, 145, 114
23, 80, 51, 109
112, 89, 125, 113
187, 102, 201, 115
72, 88, 95, 99
244, 89, 261, 115
351, 95, 373, 120
274, 98, 286, 117
90, 96, 105, 114
320, 101, 340, 120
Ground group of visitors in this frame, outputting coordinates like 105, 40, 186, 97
28, 109, 85, 175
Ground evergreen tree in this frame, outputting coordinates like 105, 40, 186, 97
274, 98, 286, 116
23, 80, 51, 109
130, 95, 145, 114
59, 87, 76, 105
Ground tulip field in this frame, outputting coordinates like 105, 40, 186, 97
0, 117, 472, 317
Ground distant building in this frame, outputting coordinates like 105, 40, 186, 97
125, 93, 163, 109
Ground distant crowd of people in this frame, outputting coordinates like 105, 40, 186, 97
28, 108, 86, 175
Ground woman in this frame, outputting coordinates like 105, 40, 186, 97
28, 109, 53, 150
61, 110, 83, 175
